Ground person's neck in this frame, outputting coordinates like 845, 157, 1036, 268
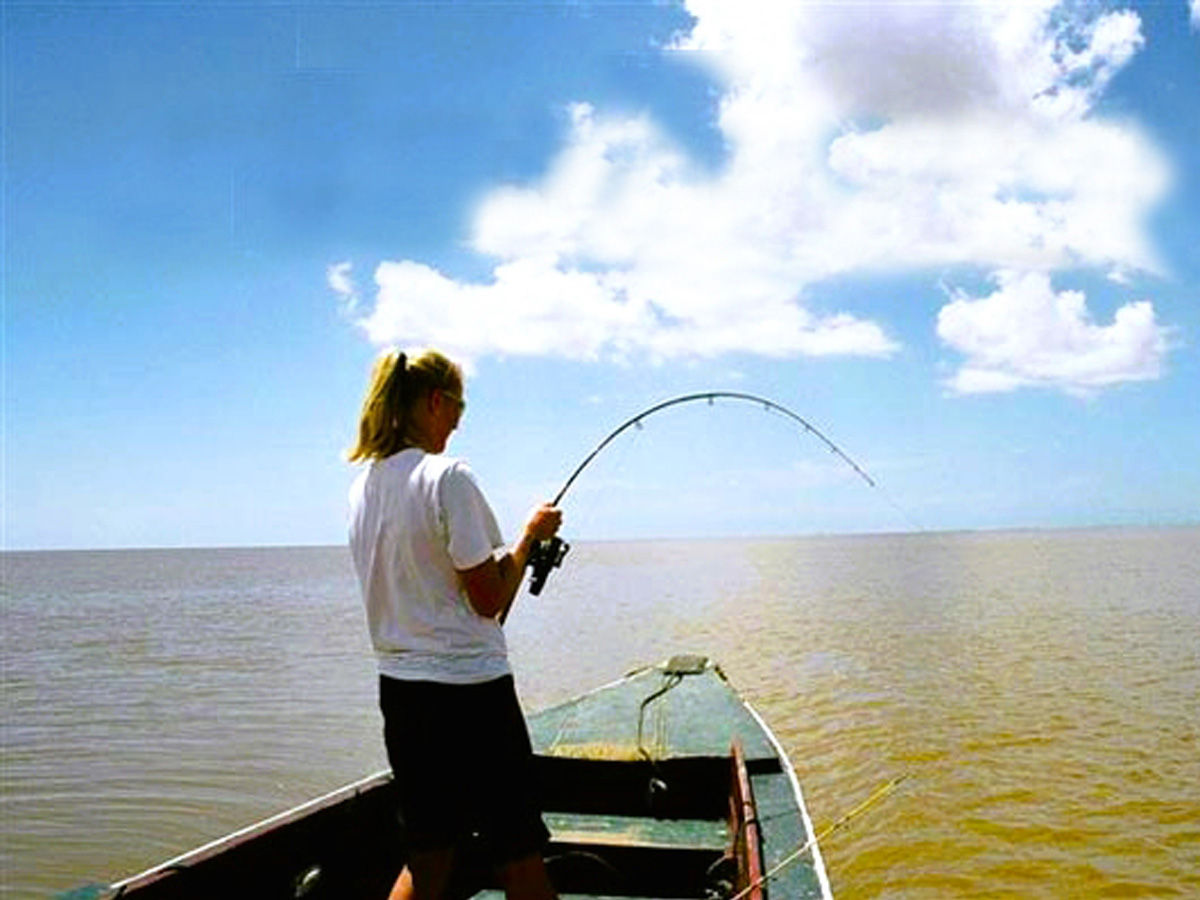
400, 431, 440, 454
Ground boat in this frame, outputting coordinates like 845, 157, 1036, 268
62, 655, 833, 900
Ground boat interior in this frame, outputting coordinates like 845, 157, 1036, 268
466, 742, 769, 900
96, 746, 768, 900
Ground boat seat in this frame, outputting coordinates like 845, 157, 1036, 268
544, 812, 728, 851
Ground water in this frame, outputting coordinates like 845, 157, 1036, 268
2, 529, 1198, 898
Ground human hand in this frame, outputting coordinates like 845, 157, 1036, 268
524, 503, 563, 543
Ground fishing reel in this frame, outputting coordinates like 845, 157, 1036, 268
527, 536, 570, 595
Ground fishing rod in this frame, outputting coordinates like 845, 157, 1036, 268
525, 391, 908, 595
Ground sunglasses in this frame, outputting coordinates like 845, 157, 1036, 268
438, 389, 466, 414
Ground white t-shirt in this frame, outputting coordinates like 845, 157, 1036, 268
348, 449, 509, 684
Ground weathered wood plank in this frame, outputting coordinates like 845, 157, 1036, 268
544, 812, 728, 851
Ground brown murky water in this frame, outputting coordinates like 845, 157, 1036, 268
4, 528, 1198, 898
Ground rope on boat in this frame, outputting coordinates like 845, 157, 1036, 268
727, 772, 911, 900
636, 672, 683, 763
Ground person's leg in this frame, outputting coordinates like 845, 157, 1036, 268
496, 852, 557, 900
380, 680, 464, 900
387, 848, 456, 900
469, 678, 555, 900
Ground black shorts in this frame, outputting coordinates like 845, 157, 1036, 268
379, 675, 550, 866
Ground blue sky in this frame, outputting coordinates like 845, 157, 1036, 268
4, 0, 1198, 551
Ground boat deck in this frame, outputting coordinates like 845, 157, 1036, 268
511, 655, 828, 900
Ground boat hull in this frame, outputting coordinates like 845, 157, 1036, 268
67, 656, 831, 900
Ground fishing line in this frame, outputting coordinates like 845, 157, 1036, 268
727, 772, 911, 900
525, 391, 920, 595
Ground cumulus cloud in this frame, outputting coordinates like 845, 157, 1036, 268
354, 104, 897, 363
937, 271, 1170, 395
344, 0, 1172, 392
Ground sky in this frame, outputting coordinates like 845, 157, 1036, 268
4, 0, 1199, 551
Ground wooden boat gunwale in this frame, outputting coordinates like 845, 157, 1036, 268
91, 770, 397, 898
738, 691, 834, 899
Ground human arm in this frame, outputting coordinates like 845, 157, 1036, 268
457, 503, 562, 619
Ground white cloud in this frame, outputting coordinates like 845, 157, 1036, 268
345, 0, 1172, 391
1192, 0, 1200, 29
327, 261, 358, 312
936, 271, 1170, 396
824, 115, 1167, 275
358, 102, 899, 364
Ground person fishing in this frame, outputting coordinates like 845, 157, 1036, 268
346, 348, 562, 900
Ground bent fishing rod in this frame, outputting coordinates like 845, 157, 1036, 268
524, 391, 906, 596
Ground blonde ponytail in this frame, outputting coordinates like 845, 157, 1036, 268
347, 349, 462, 462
